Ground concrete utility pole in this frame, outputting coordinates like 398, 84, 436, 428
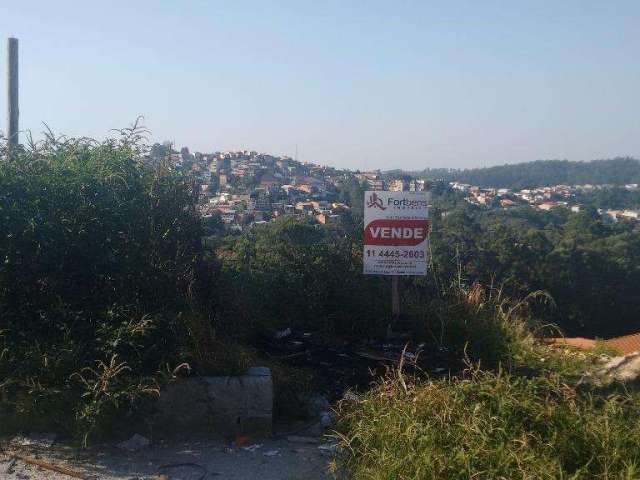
6, 37, 19, 147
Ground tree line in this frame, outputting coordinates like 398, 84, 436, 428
394, 157, 640, 189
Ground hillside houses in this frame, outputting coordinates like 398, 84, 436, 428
452, 180, 640, 221
161, 147, 353, 231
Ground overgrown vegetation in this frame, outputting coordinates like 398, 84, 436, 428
0, 126, 227, 443
334, 287, 640, 480
2, 126, 639, 465
336, 365, 640, 479
428, 203, 640, 337
212, 214, 389, 339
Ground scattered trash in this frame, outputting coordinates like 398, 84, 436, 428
286, 435, 321, 444
158, 462, 207, 480
1, 458, 17, 474
11, 433, 57, 448
117, 434, 150, 452
263, 449, 280, 457
235, 435, 250, 447
274, 327, 292, 339
223, 446, 236, 454
11, 452, 90, 479
355, 351, 393, 362
263, 327, 457, 401
318, 442, 338, 456
241, 443, 263, 452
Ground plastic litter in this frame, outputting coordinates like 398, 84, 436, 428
241, 443, 263, 452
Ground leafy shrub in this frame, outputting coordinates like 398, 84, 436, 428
0, 126, 216, 442
216, 215, 389, 339
413, 282, 549, 368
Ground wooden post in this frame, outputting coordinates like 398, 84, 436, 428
6, 37, 19, 147
391, 275, 400, 323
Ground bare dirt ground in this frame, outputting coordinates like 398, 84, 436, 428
0, 431, 338, 480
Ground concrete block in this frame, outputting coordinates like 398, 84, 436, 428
156, 367, 273, 437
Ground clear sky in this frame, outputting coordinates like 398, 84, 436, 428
2, 1, 639, 170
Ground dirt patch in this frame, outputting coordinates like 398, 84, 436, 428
1, 431, 337, 480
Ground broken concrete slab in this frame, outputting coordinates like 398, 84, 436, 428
156, 367, 273, 437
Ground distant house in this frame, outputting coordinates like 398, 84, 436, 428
538, 202, 559, 211
315, 213, 340, 225
367, 179, 385, 191
296, 183, 319, 194
295, 202, 314, 214
620, 210, 639, 221
259, 176, 279, 189
217, 208, 236, 224
389, 179, 406, 192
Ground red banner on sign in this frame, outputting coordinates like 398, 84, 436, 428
364, 219, 430, 246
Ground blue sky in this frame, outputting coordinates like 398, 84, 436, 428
2, 1, 639, 170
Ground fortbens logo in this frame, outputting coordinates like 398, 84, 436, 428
386, 197, 428, 208
366, 192, 386, 210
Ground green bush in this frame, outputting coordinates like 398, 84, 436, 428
0, 127, 215, 442
216, 215, 390, 339
336, 363, 640, 480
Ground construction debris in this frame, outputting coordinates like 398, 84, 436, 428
157, 462, 207, 480
10, 434, 57, 449
117, 434, 151, 452
11, 452, 90, 480
286, 435, 321, 444
241, 443, 263, 452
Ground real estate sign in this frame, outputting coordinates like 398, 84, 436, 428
363, 191, 430, 276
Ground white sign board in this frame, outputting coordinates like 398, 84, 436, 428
363, 191, 430, 276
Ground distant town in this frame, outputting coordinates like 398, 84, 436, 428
451, 181, 640, 221
150, 143, 640, 230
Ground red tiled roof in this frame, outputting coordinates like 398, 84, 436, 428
606, 333, 640, 356
550, 337, 596, 350
550, 332, 640, 355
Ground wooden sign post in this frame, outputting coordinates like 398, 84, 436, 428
363, 190, 430, 336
